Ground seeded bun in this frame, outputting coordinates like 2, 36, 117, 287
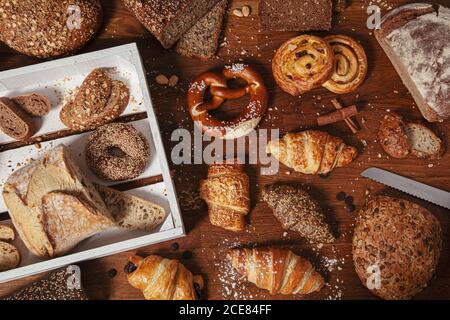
352, 196, 442, 299
0, 0, 102, 58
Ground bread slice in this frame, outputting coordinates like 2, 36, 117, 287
406, 123, 443, 159
12, 93, 51, 117
374, 3, 450, 122
122, 0, 222, 48
95, 184, 166, 231
176, 0, 228, 59
0, 225, 14, 242
41, 192, 115, 255
0, 97, 36, 140
259, 0, 332, 32
2, 144, 112, 257
378, 113, 410, 159
0, 241, 20, 271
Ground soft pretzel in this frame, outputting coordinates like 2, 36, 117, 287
187, 64, 268, 139
272, 35, 334, 96
322, 35, 368, 94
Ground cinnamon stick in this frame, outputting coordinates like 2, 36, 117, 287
317, 105, 357, 126
331, 98, 359, 134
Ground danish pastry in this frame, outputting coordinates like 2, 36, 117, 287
322, 35, 368, 94
272, 35, 334, 96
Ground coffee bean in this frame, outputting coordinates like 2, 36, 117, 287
170, 242, 179, 251
124, 261, 137, 274
107, 268, 117, 278
345, 196, 354, 205
182, 250, 193, 260
336, 191, 346, 201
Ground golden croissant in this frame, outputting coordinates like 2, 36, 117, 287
200, 162, 250, 232
125, 255, 204, 300
228, 247, 324, 295
267, 130, 358, 174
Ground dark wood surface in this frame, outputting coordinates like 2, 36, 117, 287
0, 0, 449, 300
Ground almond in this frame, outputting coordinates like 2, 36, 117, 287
155, 74, 169, 85
233, 9, 243, 17
242, 6, 251, 17
168, 75, 179, 87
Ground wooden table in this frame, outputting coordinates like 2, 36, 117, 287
0, 0, 449, 300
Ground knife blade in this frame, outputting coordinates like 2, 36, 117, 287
361, 167, 450, 209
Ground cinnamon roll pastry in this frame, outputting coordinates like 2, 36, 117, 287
272, 35, 334, 96
322, 35, 368, 94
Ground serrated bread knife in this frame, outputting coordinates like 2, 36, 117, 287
361, 167, 450, 209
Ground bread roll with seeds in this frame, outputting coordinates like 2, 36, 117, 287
0, 0, 102, 58
0, 241, 20, 272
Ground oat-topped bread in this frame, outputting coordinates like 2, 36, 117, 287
262, 183, 335, 243
2, 265, 88, 300
122, 0, 222, 48
353, 196, 442, 300
0, 0, 102, 58
176, 0, 228, 59
259, 0, 332, 32
2, 144, 115, 258
0, 97, 36, 141
375, 3, 450, 122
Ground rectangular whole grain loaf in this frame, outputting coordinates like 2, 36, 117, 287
122, 0, 222, 48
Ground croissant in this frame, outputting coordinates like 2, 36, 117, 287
125, 255, 204, 300
199, 162, 250, 232
267, 130, 358, 174
228, 247, 324, 295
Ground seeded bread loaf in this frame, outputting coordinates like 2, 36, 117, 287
0, 97, 36, 141
176, 0, 228, 59
2, 144, 114, 257
0, 0, 102, 58
374, 3, 450, 122
12, 93, 52, 117
259, 0, 332, 32
122, 0, 222, 48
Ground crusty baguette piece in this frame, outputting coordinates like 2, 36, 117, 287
0, 225, 15, 242
0, 97, 36, 140
95, 184, 166, 231
2, 144, 112, 257
0, 241, 20, 272
374, 3, 450, 122
12, 93, 52, 117
0, 0, 102, 58
41, 192, 115, 255
122, 0, 222, 48
176, 0, 228, 59
406, 123, 444, 159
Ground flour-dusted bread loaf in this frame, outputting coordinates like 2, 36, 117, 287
0, 225, 15, 242
176, 0, 228, 59
259, 0, 332, 32
0, 0, 102, 58
2, 265, 88, 300
95, 184, 166, 231
122, 0, 222, 48
375, 3, 450, 122
0, 97, 36, 140
12, 93, 52, 117
0, 241, 20, 272
2, 144, 113, 257
353, 196, 442, 300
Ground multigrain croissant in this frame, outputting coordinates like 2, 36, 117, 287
267, 130, 358, 174
200, 162, 250, 232
125, 255, 204, 300
228, 247, 324, 295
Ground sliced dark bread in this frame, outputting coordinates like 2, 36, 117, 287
176, 0, 228, 59
406, 123, 444, 159
122, 0, 222, 48
95, 184, 166, 232
12, 93, 52, 116
0, 97, 36, 140
259, 0, 332, 32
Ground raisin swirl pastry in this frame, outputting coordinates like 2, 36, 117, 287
272, 35, 334, 96
322, 35, 368, 94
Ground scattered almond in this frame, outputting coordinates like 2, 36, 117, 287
242, 5, 251, 17
155, 74, 169, 85
168, 75, 179, 87
233, 9, 243, 17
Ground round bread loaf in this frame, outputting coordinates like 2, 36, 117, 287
352, 196, 442, 299
0, 0, 102, 58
